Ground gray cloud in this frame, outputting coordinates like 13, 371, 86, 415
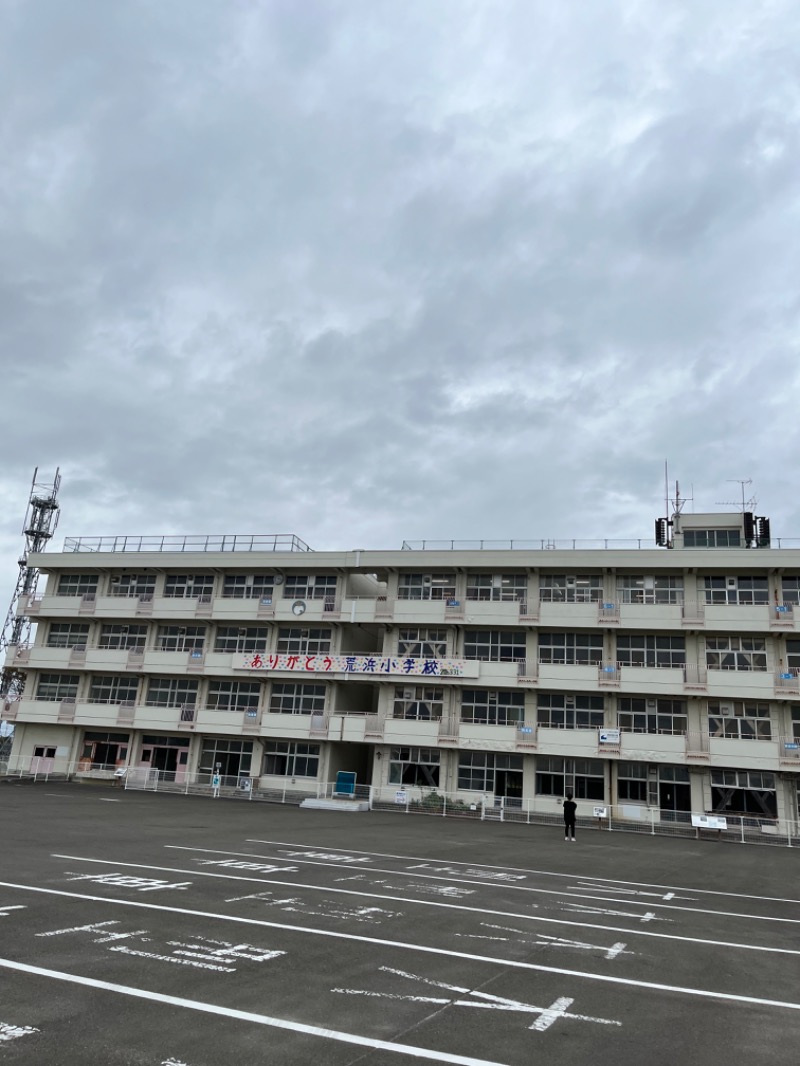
2, 0, 800, 610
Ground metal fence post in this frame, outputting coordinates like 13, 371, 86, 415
442, 793, 447, 817
651, 809, 656, 835
740, 818, 745, 844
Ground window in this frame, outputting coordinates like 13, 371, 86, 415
617, 762, 648, 802
398, 574, 457, 601
163, 574, 215, 599
780, 577, 800, 605
710, 769, 776, 817
617, 698, 687, 735
47, 623, 90, 648
537, 693, 604, 730
206, 680, 263, 712
155, 625, 207, 652
269, 683, 327, 715
703, 577, 768, 605
466, 574, 527, 602
537, 632, 603, 665
683, 529, 741, 548
463, 630, 526, 662
392, 687, 444, 720
214, 626, 270, 653
460, 689, 525, 725
389, 747, 440, 787
283, 575, 338, 601
56, 574, 98, 596
708, 701, 771, 740
108, 574, 156, 598
784, 640, 800, 672
145, 677, 199, 707
262, 741, 319, 778
616, 635, 685, 668
397, 628, 448, 659
199, 738, 253, 778
617, 575, 683, 605
457, 752, 523, 792
98, 624, 149, 650
35, 673, 79, 701
792, 709, 800, 741
276, 628, 331, 655
535, 756, 604, 799
705, 637, 767, 671
539, 575, 603, 603
88, 675, 139, 704
222, 574, 275, 600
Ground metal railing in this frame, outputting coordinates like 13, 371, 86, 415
401, 539, 800, 551
63, 533, 313, 553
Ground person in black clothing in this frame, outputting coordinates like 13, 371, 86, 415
563, 793, 577, 841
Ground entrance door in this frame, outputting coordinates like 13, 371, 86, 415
494, 770, 523, 807
31, 746, 56, 774
151, 747, 179, 783
659, 781, 691, 823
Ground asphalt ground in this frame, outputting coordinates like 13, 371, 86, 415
1, 782, 799, 1066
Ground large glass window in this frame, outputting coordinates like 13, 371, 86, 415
463, 630, 526, 662
206, 680, 263, 712
392, 686, 444, 720
617, 762, 648, 802
397, 628, 448, 659
199, 739, 253, 778
47, 623, 90, 648
35, 673, 79, 701
708, 701, 771, 740
617, 698, 687, 735
683, 529, 741, 548
616, 635, 685, 668
98, 624, 149, 650
457, 752, 523, 792
792, 709, 800, 741
780, 577, 800, 605
163, 574, 215, 599
617, 575, 683, 605
108, 574, 156, 597
154, 625, 207, 652
283, 575, 338, 601
459, 689, 525, 725
466, 574, 527, 602
214, 626, 270, 653
710, 769, 776, 817
276, 628, 331, 655
398, 574, 457, 601
56, 574, 98, 596
262, 741, 319, 777
539, 575, 603, 603
535, 756, 604, 799
222, 574, 275, 600
389, 747, 440, 786
705, 637, 767, 671
537, 632, 603, 665
145, 677, 199, 707
703, 577, 769, 605
269, 683, 327, 715
88, 675, 139, 704
784, 639, 800, 672
537, 693, 605, 729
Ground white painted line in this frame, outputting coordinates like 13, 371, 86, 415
0, 1021, 39, 1043
0, 958, 512, 1066
0, 905, 26, 916
98, 799, 121, 803
245, 838, 800, 906
39, 859, 800, 958
1, 882, 800, 1011
165, 847, 800, 925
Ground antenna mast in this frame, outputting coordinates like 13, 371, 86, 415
0, 469, 61, 746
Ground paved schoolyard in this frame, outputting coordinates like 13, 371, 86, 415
1, 782, 799, 1066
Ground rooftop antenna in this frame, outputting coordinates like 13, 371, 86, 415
1, 468, 61, 753
716, 478, 757, 512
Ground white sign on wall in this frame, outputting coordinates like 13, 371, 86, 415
238, 653, 478, 678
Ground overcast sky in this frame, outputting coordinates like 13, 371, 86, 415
1, 0, 799, 606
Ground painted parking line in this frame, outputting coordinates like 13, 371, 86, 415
2, 880, 800, 1010
0, 1021, 39, 1043
245, 838, 800, 906
165, 845, 800, 925
0, 958, 512, 1066
41, 858, 800, 957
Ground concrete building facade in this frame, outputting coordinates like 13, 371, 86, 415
3, 509, 800, 830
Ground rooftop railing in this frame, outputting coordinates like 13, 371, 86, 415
63, 534, 313, 554
401, 538, 800, 550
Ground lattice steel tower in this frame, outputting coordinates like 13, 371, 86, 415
0, 469, 61, 753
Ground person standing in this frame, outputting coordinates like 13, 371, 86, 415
563, 793, 577, 841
